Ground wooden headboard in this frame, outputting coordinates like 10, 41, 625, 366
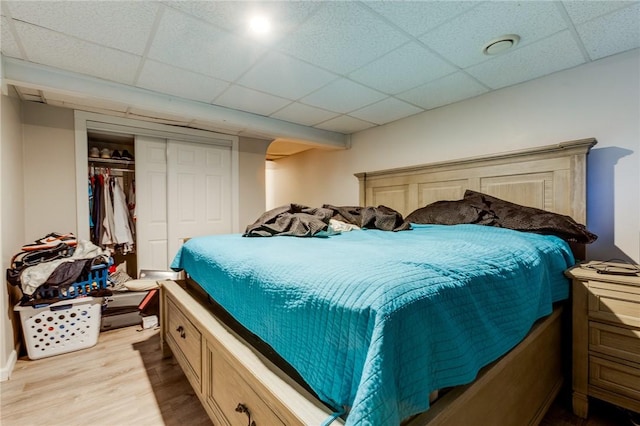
355, 138, 596, 225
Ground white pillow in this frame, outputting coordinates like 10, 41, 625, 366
124, 279, 159, 291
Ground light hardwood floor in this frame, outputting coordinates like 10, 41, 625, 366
0, 326, 212, 426
0, 325, 633, 426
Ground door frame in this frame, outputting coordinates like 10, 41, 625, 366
74, 111, 240, 241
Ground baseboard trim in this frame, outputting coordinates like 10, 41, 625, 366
0, 349, 17, 381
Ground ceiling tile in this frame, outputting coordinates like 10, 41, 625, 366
421, 1, 567, 68
466, 31, 586, 90
137, 60, 229, 104
397, 72, 488, 110
314, 115, 376, 134
300, 79, 387, 114
349, 98, 423, 125
276, 2, 409, 74
270, 102, 339, 127
149, 7, 265, 82
238, 51, 337, 100
14, 21, 140, 85
3, 0, 639, 142
562, 1, 636, 25
165, 1, 320, 43
349, 42, 457, 95
6, 1, 158, 55
1, 16, 22, 59
214, 85, 291, 116
575, 3, 640, 61
363, 1, 479, 37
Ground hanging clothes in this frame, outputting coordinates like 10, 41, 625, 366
92, 174, 104, 244
101, 173, 116, 246
89, 169, 136, 254
127, 180, 136, 223
88, 178, 94, 229
112, 178, 134, 253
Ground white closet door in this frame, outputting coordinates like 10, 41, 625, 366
135, 136, 168, 273
167, 140, 232, 263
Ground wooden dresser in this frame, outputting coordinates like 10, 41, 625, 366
566, 261, 640, 418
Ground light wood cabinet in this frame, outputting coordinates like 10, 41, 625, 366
566, 261, 640, 418
160, 279, 341, 426
165, 296, 202, 392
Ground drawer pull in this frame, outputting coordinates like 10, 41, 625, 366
176, 325, 186, 339
235, 403, 256, 426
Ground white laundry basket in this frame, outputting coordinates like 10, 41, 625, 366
15, 297, 101, 360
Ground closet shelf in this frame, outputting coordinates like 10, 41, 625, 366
89, 157, 135, 166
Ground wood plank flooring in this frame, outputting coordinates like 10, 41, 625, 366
1, 326, 212, 426
0, 325, 635, 426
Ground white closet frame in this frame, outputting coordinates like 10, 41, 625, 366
73, 110, 240, 248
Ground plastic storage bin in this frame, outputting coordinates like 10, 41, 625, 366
15, 297, 102, 360
35, 263, 109, 300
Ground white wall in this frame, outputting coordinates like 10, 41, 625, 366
268, 49, 640, 263
1, 91, 24, 380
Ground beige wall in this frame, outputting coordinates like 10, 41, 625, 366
268, 49, 640, 263
21, 103, 271, 240
2, 102, 271, 378
238, 137, 271, 231
23, 102, 77, 240
1, 91, 24, 380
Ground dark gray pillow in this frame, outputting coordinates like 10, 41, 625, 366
463, 190, 597, 243
405, 199, 496, 225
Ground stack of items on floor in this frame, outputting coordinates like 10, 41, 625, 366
7, 233, 112, 306
7, 233, 112, 360
101, 263, 161, 331
7, 234, 166, 359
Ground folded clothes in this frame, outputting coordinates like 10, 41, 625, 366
20, 240, 109, 296
21, 232, 77, 251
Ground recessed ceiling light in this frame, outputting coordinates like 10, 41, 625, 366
482, 34, 520, 56
249, 15, 271, 35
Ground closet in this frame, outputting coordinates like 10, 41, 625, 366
75, 112, 238, 278
88, 131, 137, 278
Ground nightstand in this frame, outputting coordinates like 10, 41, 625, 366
566, 261, 640, 418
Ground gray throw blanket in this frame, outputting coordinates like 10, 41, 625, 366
243, 204, 333, 237
323, 204, 411, 232
243, 204, 411, 237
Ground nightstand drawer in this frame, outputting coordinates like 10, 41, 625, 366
588, 283, 640, 327
167, 296, 202, 389
589, 356, 640, 401
589, 322, 640, 364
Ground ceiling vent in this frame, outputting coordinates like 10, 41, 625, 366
482, 34, 520, 55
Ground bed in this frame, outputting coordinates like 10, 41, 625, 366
161, 138, 596, 426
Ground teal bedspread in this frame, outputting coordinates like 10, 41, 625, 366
171, 224, 574, 425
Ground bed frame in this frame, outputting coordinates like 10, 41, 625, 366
162, 138, 596, 425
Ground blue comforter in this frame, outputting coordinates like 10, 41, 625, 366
171, 224, 574, 425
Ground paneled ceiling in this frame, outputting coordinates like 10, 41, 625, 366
1, 1, 639, 152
